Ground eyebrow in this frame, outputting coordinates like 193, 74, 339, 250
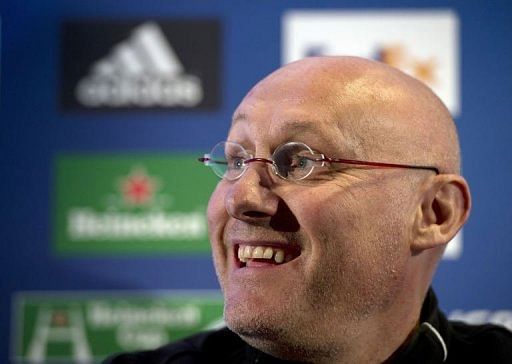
231, 112, 247, 126
275, 120, 362, 158
267, 120, 325, 141
275, 120, 317, 134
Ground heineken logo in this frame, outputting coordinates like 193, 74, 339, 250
67, 209, 205, 241
119, 167, 159, 206
12, 291, 224, 363
54, 154, 217, 255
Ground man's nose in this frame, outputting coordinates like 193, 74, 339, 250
224, 163, 280, 223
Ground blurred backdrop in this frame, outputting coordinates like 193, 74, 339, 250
1, 1, 511, 362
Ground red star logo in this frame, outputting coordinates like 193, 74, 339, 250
119, 167, 158, 206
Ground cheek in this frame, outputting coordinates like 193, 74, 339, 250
299, 187, 364, 248
207, 184, 229, 281
300, 184, 412, 293
207, 183, 227, 235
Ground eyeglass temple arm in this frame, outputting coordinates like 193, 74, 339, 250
319, 157, 440, 175
198, 154, 210, 165
198, 155, 274, 166
198, 155, 231, 166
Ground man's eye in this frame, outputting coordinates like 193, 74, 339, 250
298, 157, 311, 169
291, 156, 313, 170
228, 157, 245, 170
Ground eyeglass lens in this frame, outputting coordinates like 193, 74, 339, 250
208, 141, 320, 181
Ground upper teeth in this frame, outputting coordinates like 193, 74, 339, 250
238, 245, 285, 264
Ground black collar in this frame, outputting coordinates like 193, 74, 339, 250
383, 288, 449, 363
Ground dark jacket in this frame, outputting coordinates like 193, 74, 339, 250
104, 289, 512, 363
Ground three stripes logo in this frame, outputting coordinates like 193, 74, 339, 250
77, 22, 202, 108
61, 20, 220, 111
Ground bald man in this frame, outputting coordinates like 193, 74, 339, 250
105, 57, 512, 363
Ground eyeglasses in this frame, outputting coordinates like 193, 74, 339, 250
198, 141, 439, 182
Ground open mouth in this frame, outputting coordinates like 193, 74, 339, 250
236, 244, 301, 267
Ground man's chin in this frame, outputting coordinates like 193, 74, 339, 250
227, 316, 335, 362
225, 307, 295, 351
223, 288, 293, 341
222, 287, 318, 357
228, 319, 295, 359
225, 310, 285, 342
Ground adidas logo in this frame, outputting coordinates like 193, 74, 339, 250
75, 22, 204, 108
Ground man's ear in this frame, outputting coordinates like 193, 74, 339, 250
412, 174, 471, 253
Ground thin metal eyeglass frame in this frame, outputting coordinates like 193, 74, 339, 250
198, 141, 440, 180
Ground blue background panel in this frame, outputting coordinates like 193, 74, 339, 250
1, 0, 511, 361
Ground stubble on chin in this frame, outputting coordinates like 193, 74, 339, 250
225, 298, 341, 362
222, 280, 344, 362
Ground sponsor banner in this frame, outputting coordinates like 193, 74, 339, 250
11, 291, 224, 363
449, 309, 512, 332
282, 10, 460, 116
54, 154, 217, 255
61, 20, 221, 111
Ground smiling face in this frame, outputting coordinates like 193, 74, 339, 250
207, 57, 458, 361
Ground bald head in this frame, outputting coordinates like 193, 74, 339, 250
238, 56, 460, 174
214, 56, 471, 363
